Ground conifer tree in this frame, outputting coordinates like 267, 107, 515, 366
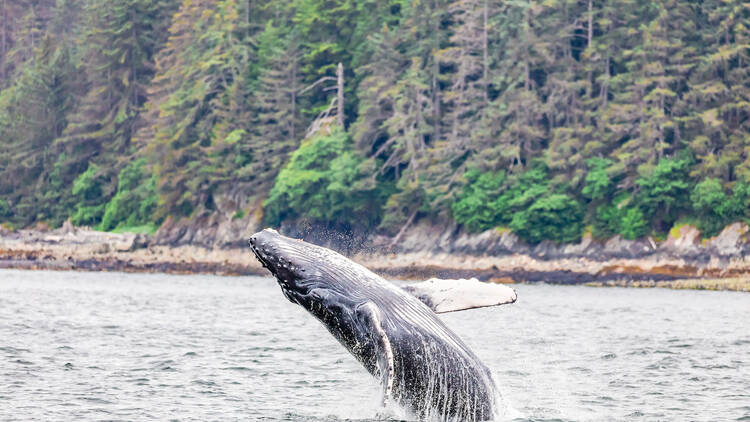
0, 34, 74, 225
140, 0, 248, 217
610, 1, 696, 182
60, 0, 172, 214
443, 0, 492, 152
685, 0, 750, 182
245, 22, 304, 192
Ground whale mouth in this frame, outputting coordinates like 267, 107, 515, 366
248, 239, 267, 267
248, 234, 299, 303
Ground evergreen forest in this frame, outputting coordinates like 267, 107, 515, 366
0, 0, 748, 244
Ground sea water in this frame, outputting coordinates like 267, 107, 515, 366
0, 269, 748, 421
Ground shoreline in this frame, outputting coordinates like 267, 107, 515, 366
1, 228, 748, 292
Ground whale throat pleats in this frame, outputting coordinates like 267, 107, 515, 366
402, 278, 517, 314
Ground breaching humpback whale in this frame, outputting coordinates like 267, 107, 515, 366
248, 228, 517, 421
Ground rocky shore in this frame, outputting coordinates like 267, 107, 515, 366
1, 219, 749, 291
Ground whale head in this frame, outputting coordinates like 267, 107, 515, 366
248, 228, 365, 307
249, 228, 308, 301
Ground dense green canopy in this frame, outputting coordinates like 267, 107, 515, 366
0, 0, 748, 242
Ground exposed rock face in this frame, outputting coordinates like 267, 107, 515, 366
153, 191, 262, 248
660, 224, 702, 258
602, 235, 656, 258
452, 228, 527, 256
380, 220, 750, 265
707, 223, 749, 257
397, 222, 454, 253
149, 215, 749, 265
560, 233, 603, 257
155, 213, 260, 248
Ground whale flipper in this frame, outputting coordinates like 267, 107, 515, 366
403, 277, 517, 313
356, 301, 394, 405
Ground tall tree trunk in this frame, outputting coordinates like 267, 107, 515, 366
291, 55, 297, 140
132, 8, 137, 106
523, 7, 530, 91
1, 0, 6, 83
245, 0, 250, 38
587, 0, 593, 47
336, 62, 344, 128
432, 0, 441, 142
482, 0, 488, 106
601, 55, 609, 106
587, 0, 593, 98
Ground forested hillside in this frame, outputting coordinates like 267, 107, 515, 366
0, 0, 748, 244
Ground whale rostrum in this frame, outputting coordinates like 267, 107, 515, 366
248, 228, 517, 421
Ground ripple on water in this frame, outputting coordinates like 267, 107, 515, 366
0, 346, 31, 354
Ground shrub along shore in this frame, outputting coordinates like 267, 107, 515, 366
1, 221, 748, 292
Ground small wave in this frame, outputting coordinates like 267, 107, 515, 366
0, 346, 30, 354
80, 397, 116, 405
692, 363, 736, 370
150, 359, 177, 371
221, 366, 252, 371
670, 343, 694, 349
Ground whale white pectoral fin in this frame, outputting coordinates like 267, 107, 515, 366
356, 302, 394, 406
402, 277, 517, 313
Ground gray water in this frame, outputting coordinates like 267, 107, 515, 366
0, 269, 748, 421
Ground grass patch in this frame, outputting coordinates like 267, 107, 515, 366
668, 220, 699, 239
495, 226, 511, 235
232, 209, 246, 220
587, 277, 750, 292
111, 223, 158, 235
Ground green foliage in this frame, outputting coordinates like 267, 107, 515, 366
452, 162, 584, 243
592, 204, 619, 239
510, 194, 584, 244
728, 183, 750, 221
451, 169, 506, 233
691, 179, 750, 236
691, 178, 729, 236
99, 159, 159, 231
72, 164, 103, 201
635, 155, 692, 231
0, 199, 12, 220
111, 223, 158, 235
582, 158, 615, 201
619, 207, 649, 240
232, 209, 246, 220
264, 128, 392, 228
71, 164, 106, 226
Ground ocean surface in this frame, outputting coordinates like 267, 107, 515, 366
0, 269, 748, 421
